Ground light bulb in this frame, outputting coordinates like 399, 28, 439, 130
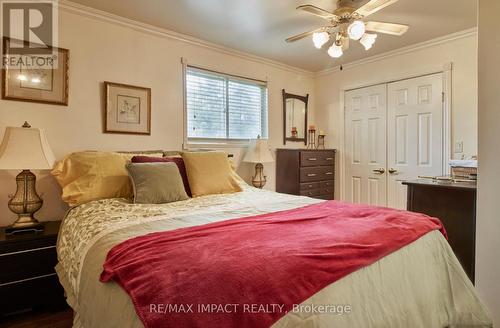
327, 43, 343, 58
360, 33, 378, 50
347, 21, 366, 41
312, 32, 329, 49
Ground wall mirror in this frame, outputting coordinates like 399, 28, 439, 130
283, 89, 309, 145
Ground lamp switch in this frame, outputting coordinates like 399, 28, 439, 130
454, 141, 464, 153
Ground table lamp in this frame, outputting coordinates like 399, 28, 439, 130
0, 122, 56, 233
243, 136, 274, 188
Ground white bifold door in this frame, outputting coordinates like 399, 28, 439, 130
345, 73, 444, 209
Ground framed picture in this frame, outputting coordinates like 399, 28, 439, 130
104, 81, 151, 135
2, 37, 69, 106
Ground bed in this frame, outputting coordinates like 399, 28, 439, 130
55, 182, 492, 328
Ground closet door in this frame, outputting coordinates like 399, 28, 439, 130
345, 84, 387, 206
387, 73, 444, 209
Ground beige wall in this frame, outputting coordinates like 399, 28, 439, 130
0, 7, 479, 228
476, 0, 500, 323
0, 8, 315, 226
314, 33, 478, 197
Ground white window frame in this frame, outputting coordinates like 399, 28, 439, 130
182, 62, 268, 149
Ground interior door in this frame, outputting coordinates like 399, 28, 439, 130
387, 73, 444, 209
345, 84, 387, 206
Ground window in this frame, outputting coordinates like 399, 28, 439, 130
185, 66, 268, 142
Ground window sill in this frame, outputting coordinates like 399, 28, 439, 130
184, 140, 251, 150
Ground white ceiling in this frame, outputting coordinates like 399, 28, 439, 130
67, 0, 478, 72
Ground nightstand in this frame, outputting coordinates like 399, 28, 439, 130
0, 221, 66, 317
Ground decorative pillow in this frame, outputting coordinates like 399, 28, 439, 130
182, 151, 242, 197
51, 151, 138, 206
126, 163, 189, 204
131, 156, 192, 197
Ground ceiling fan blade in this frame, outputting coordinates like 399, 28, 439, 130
297, 4, 339, 20
365, 21, 409, 36
355, 0, 399, 17
286, 27, 327, 43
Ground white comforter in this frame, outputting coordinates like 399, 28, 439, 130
56, 186, 492, 327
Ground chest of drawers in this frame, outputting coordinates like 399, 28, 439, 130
276, 149, 336, 200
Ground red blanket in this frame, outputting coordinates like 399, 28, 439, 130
100, 201, 446, 328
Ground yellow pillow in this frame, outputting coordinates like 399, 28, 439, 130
51, 151, 146, 206
182, 152, 242, 197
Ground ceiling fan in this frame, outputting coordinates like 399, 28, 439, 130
286, 0, 409, 59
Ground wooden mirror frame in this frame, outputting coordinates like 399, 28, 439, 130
282, 89, 309, 145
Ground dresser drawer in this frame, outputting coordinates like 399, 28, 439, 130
0, 274, 66, 315
300, 182, 320, 191
0, 245, 57, 285
300, 167, 335, 182
320, 187, 334, 196
319, 180, 334, 188
300, 189, 320, 197
300, 151, 335, 167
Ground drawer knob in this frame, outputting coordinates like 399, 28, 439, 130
326, 157, 333, 160
308, 158, 318, 161
307, 173, 317, 177
325, 172, 333, 175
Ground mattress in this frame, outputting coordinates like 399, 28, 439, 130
56, 185, 492, 327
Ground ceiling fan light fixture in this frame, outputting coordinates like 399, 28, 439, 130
347, 20, 366, 40
327, 43, 343, 58
312, 31, 330, 49
360, 33, 378, 50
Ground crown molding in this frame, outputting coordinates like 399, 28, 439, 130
58, 1, 476, 78
58, 0, 315, 77
315, 27, 478, 77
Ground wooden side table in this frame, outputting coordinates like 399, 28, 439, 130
403, 180, 476, 282
0, 221, 67, 318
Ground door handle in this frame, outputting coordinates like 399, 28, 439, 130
373, 168, 386, 174
388, 168, 398, 174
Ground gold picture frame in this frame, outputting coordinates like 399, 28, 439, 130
104, 81, 151, 135
2, 37, 69, 106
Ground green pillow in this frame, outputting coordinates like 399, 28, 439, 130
126, 162, 189, 204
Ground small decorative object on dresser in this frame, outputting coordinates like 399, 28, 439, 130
0, 122, 56, 234
2, 37, 69, 106
276, 149, 336, 200
317, 130, 326, 149
243, 136, 274, 189
0, 221, 66, 318
307, 125, 316, 149
104, 81, 151, 135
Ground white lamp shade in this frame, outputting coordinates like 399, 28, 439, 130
312, 32, 329, 49
243, 138, 274, 163
0, 126, 56, 170
327, 44, 343, 58
347, 21, 366, 41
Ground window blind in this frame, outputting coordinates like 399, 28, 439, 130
186, 66, 268, 141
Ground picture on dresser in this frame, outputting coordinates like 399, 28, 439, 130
104, 82, 151, 135
2, 37, 69, 106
